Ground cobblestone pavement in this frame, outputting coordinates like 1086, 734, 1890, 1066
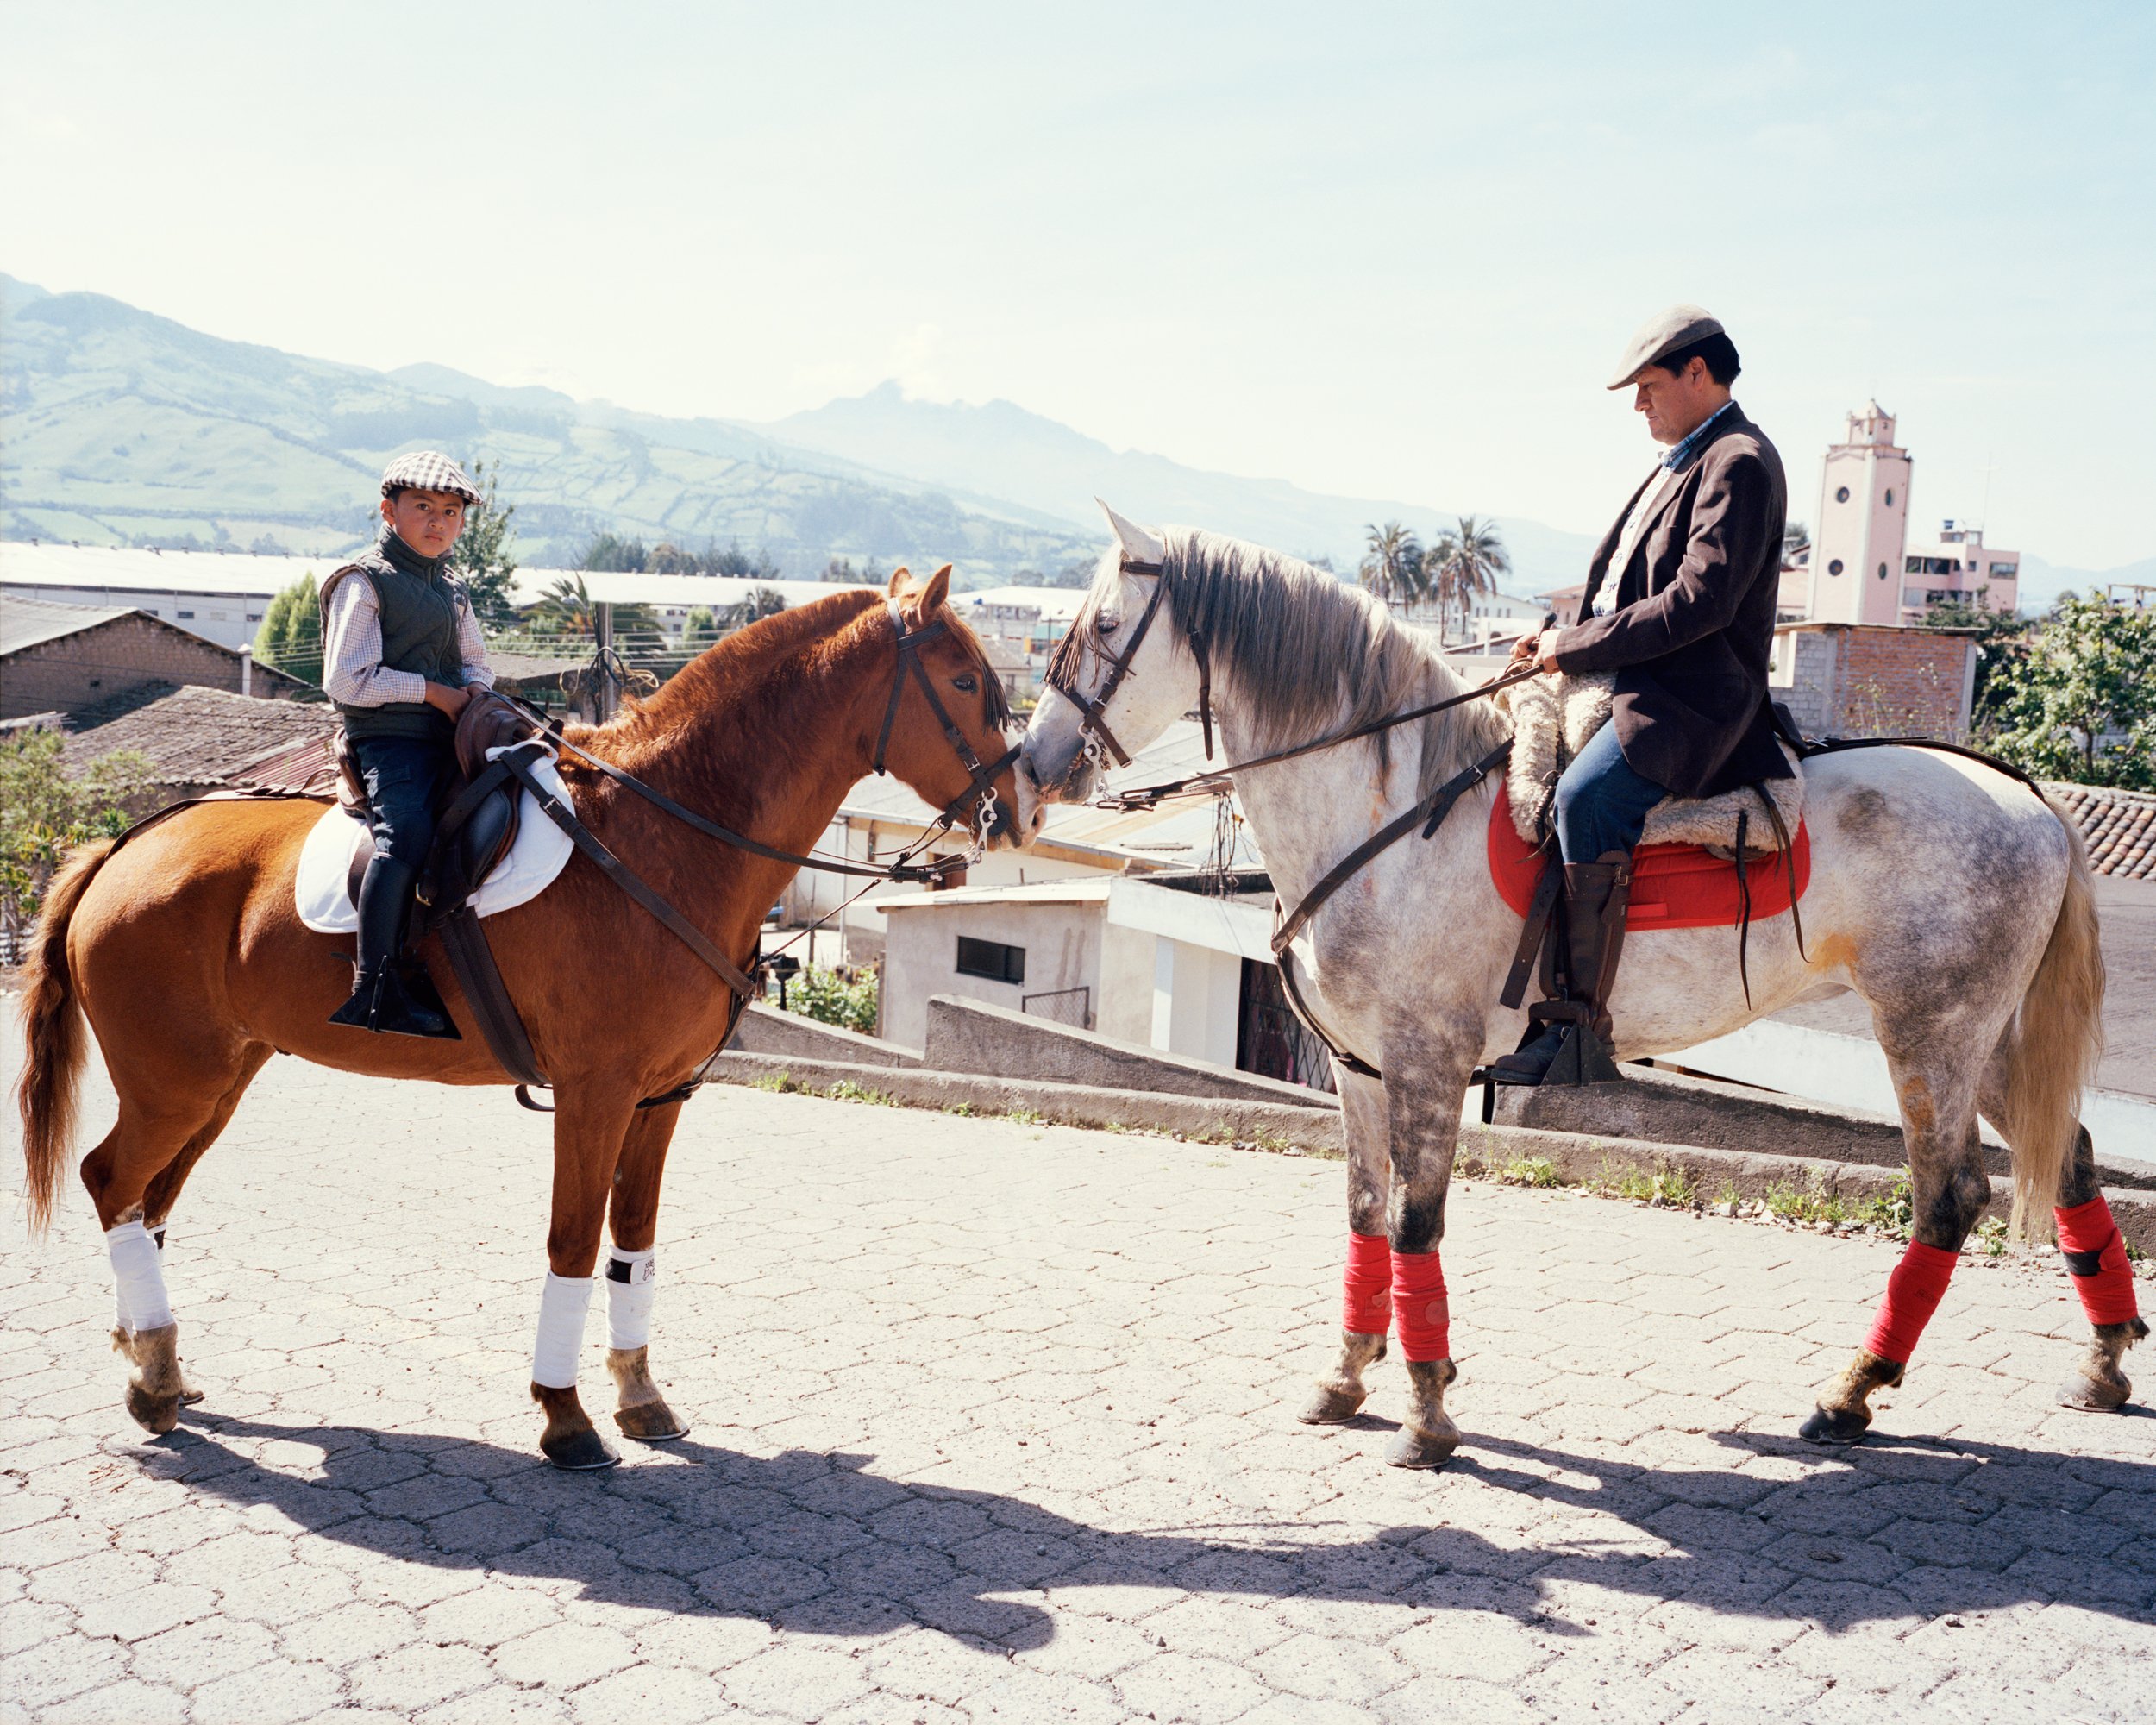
3, 1042, 2153, 1724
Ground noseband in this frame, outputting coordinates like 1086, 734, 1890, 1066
1044, 555, 1215, 768
872, 599, 1021, 840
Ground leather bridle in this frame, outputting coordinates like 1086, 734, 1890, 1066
1044, 555, 1216, 768
873, 599, 1021, 842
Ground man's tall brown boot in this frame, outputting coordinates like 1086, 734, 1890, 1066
1489, 850, 1633, 1085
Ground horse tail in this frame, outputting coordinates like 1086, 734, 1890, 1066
1995, 798, 2105, 1241
16, 840, 112, 1236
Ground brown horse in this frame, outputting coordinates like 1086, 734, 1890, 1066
16, 568, 1020, 1468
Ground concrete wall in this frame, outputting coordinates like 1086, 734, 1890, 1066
1151, 938, 1242, 1068
2, 613, 292, 719
878, 895, 1102, 1051
921, 994, 1329, 1107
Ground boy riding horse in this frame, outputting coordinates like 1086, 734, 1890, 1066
1494, 305, 1790, 1084
319, 452, 496, 1039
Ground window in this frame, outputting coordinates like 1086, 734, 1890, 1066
1990, 563, 2017, 578
178, 610, 195, 618
1835, 486, 1851, 503
1878, 562, 1890, 580
1827, 559, 1845, 576
956, 936, 1025, 985
1884, 489, 1895, 506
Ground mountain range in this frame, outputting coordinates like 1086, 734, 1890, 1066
1, 272, 1595, 592
3, 271, 2142, 606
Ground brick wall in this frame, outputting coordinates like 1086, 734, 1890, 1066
1769, 624, 1975, 742
2, 615, 297, 719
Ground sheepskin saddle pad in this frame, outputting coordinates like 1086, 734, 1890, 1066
1500, 670, 1803, 854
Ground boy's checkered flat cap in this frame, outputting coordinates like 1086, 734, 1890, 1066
380, 450, 482, 502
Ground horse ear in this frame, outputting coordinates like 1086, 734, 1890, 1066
1097, 499, 1166, 568
906, 563, 952, 624
886, 567, 912, 597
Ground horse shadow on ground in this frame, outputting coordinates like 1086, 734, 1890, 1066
134, 1412, 2156, 1652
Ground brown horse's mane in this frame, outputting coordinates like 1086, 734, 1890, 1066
551, 586, 996, 844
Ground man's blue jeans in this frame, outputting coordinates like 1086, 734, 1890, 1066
1552, 722, 1667, 863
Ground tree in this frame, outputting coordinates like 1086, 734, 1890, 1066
254, 572, 322, 685
1982, 593, 2156, 787
821, 556, 862, 584
449, 458, 521, 629
683, 605, 723, 649
1357, 521, 1424, 609
580, 532, 647, 573
720, 586, 788, 631
0, 731, 154, 952
1921, 587, 2028, 719
706, 542, 782, 580
1422, 516, 1511, 638
533, 574, 660, 641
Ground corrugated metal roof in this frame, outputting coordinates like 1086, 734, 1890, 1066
1, 594, 140, 655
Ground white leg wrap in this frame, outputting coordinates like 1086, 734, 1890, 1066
107, 1221, 172, 1334
531, 1271, 594, 1389
605, 1249, 656, 1351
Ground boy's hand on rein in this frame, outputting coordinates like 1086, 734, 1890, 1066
425, 681, 473, 719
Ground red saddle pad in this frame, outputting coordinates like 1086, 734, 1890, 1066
1488, 781, 1811, 931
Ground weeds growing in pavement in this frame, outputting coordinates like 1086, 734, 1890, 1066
826, 1079, 896, 1107
751, 1070, 801, 1094
1977, 1214, 2010, 1258
942, 1101, 976, 1117
1715, 1178, 1742, 1209
1500, 1156, 1560, 1189
1007, 1107, 1045, 1126
1594, 1158, 1697, 1207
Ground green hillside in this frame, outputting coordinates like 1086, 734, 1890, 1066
0, 274, 1098, 584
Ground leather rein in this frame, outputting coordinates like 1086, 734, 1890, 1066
1046, 552, 1543, 808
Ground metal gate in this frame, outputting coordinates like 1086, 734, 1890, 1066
1021, 986, 1093, 1030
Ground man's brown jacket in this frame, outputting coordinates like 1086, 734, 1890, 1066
1551, 405, 1791, 800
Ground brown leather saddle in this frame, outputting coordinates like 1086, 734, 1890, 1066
335, 690, 542, 920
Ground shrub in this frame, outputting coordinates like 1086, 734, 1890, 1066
784, 965, 880, 1036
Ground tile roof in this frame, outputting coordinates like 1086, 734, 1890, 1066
63, 685, 338, 787
2046, 781, 2156, 878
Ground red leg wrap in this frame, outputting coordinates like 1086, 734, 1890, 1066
2056, 1197, 2141, 1327
1863, 1241, 1959, 1364
1342, 1232, 1392, 1334
1391, 1249, 1451, 1363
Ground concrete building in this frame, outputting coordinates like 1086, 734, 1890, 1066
1902, 519, 2020, 618
1807, 402, 1913, 626
2, 595, 308, 719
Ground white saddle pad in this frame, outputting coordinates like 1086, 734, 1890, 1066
295, 747, 577, 935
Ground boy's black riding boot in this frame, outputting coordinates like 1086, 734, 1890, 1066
1489, 850, 1632, 1085
328, 855, 460, 1039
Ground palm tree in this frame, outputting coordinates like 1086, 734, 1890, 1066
1423, 516, 1512, 642
1358, 521, 1425, 610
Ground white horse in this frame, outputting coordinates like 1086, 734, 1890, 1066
1019, 507, 2137, 1468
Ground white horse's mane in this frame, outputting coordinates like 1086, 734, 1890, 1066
1121, 529, 1510, 796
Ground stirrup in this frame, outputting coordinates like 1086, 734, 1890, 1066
1472, 1008, 1624, 1122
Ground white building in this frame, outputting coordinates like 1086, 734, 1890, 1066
1901, 520, 2019, 618
1807, 401, 1913, 627
0, 542, 308, 650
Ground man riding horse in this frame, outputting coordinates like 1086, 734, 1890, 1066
1493, 305, 1789, 1085
319, 451, 497, 1039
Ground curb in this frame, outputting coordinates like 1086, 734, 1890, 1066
709, 1052, 2156, 1255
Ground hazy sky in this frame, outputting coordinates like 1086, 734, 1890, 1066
5, 3, 2152, 568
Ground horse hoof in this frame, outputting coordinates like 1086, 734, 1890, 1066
2058, 1371, 2131, 1412
124, 1384, 182, 1435
1800, 1404, 1871, 1445
541, 1426, 621, 1471
1297, 1383, 1369, 1426
1385, 1423, 1459, 1469
615, 1400, 690, 1442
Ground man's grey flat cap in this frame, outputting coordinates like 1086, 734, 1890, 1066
1607, 304, 1724, 389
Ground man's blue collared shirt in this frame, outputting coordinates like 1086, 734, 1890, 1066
1664, 400, 1737, 470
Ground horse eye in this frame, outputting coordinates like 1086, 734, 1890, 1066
1097, 617, 1120, 637
954, 675, 977, 693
